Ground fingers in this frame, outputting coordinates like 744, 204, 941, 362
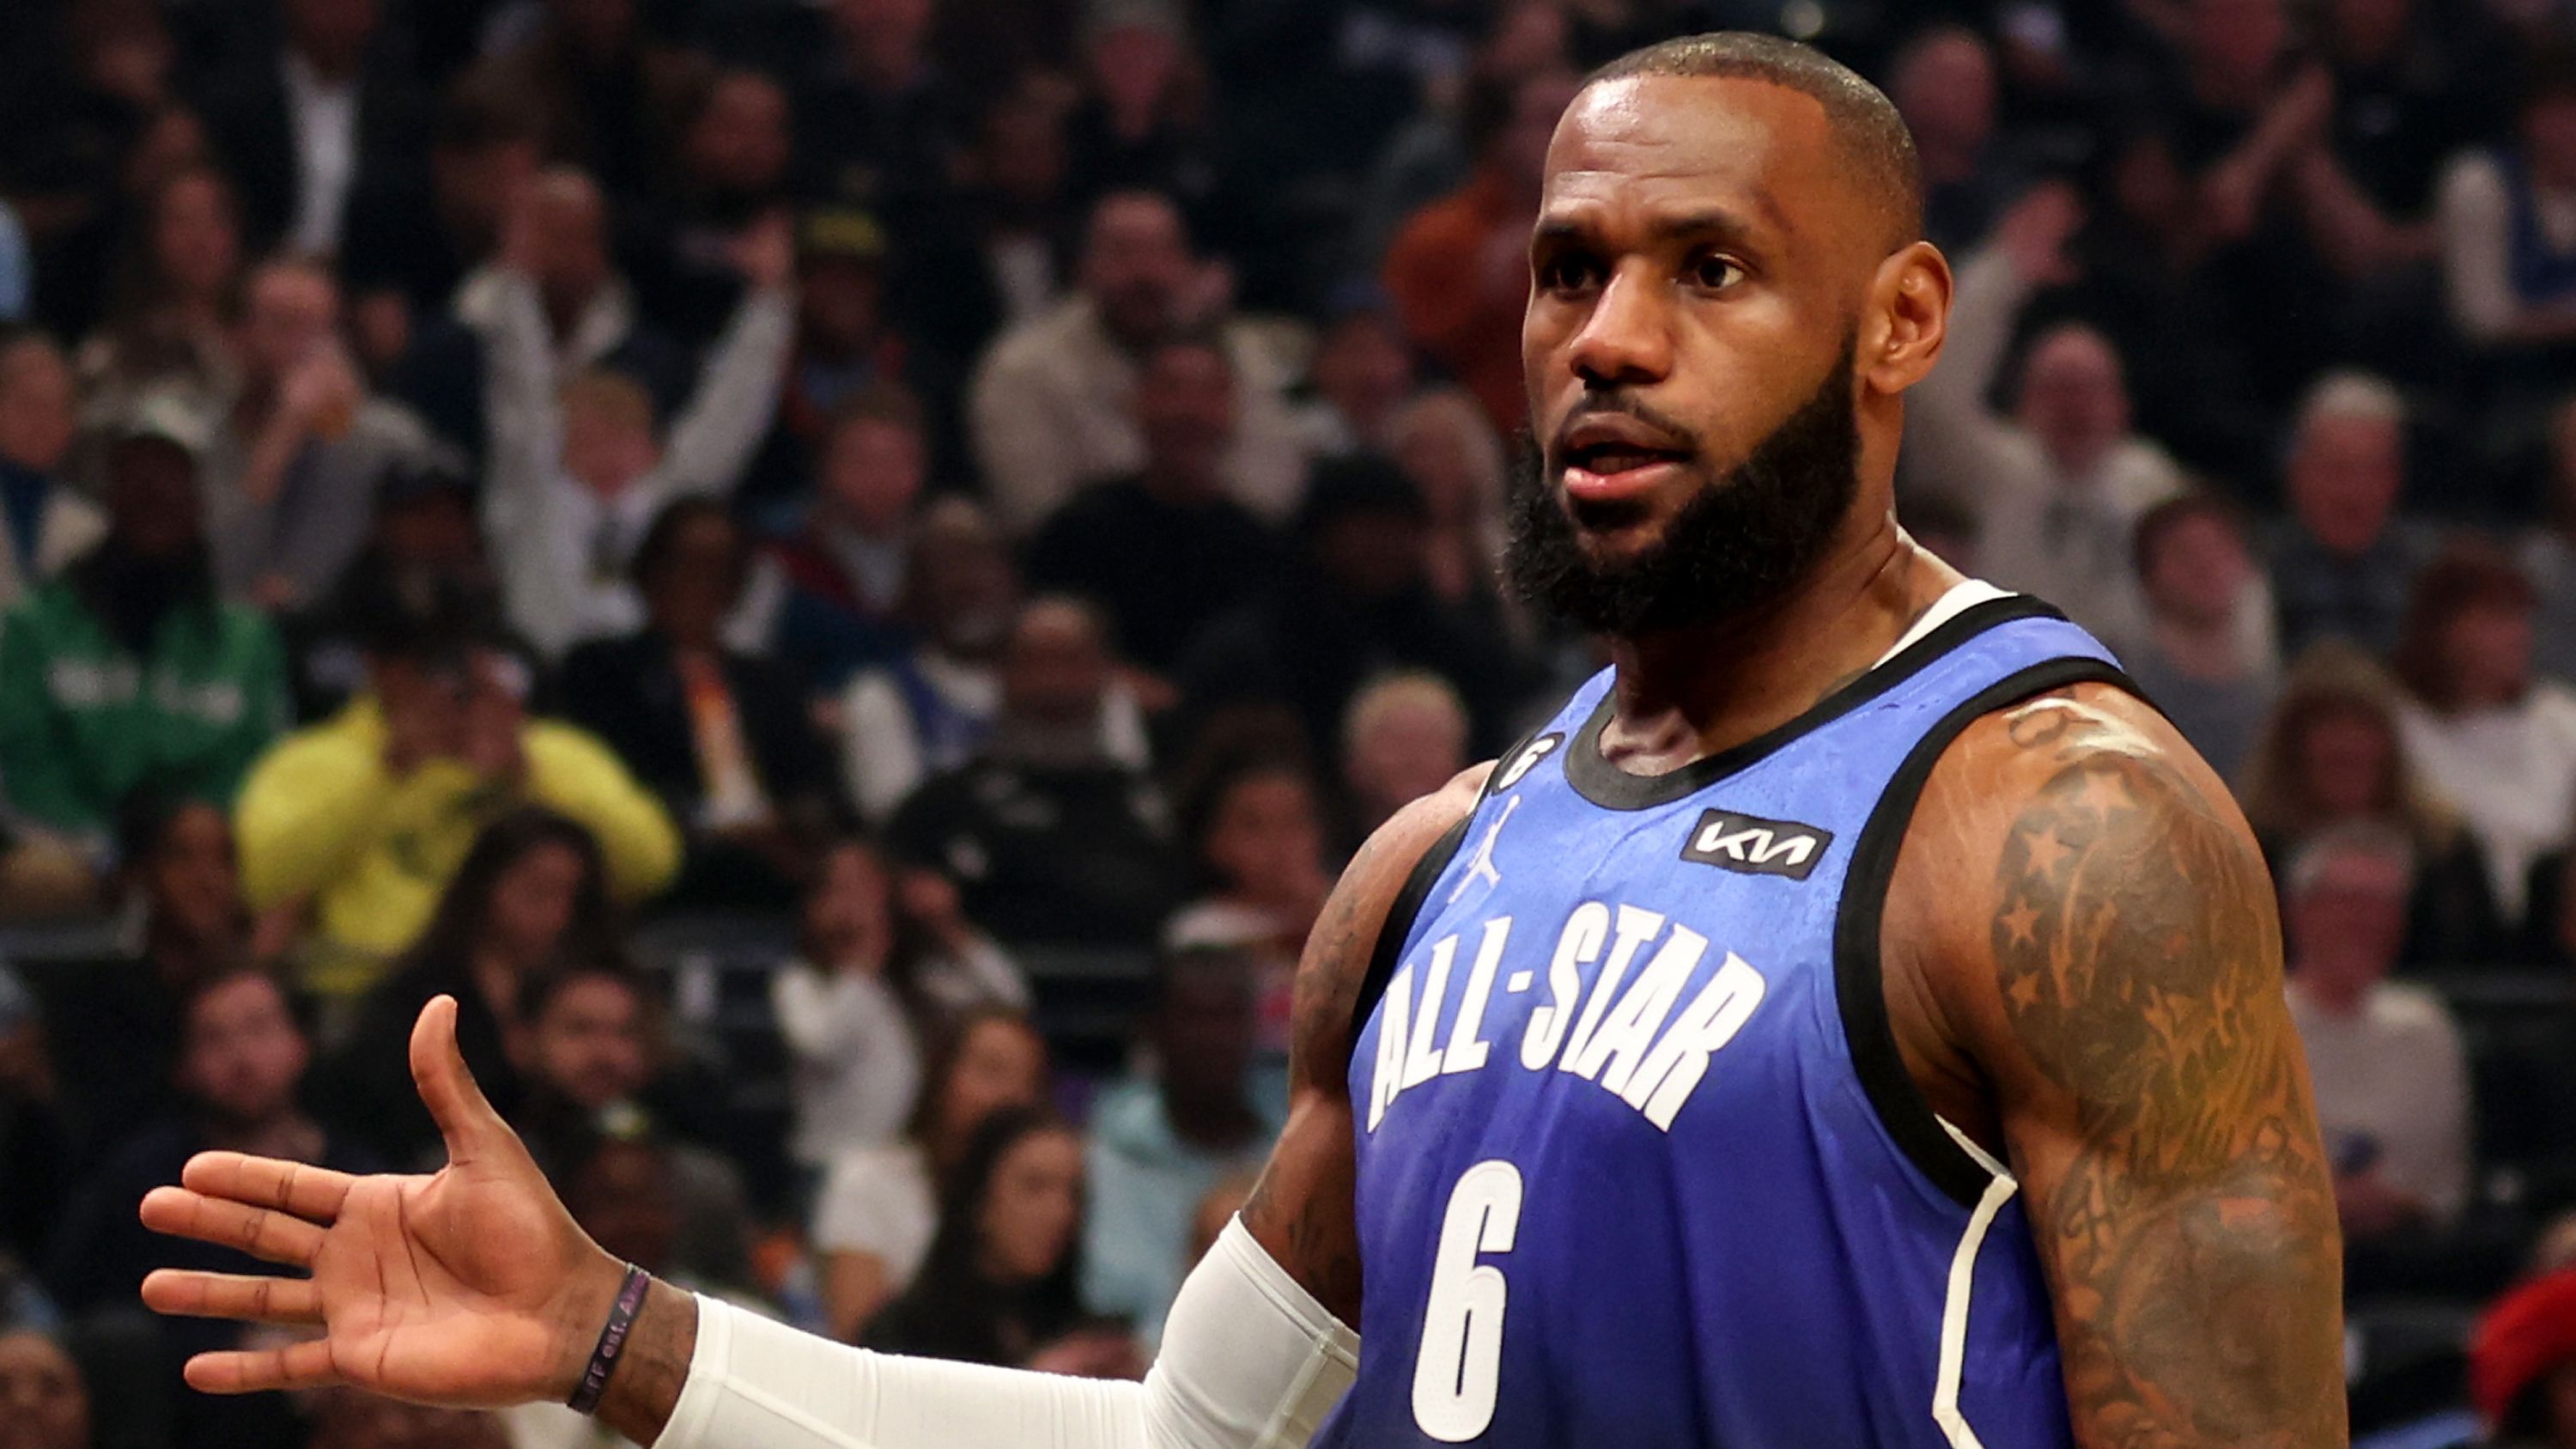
180, 1153, 354, 1224
138, 1187, 326, 1269
183, 1338, 341, 1395
142, 1269, 323, 1326
410, 995, 507, 1166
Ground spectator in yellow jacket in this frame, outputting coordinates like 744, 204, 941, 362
234, 600, 678, 998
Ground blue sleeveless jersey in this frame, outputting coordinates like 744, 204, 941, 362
1317, 595, 2134, 1449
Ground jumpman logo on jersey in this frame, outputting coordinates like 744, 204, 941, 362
1450, 795, 1521, 903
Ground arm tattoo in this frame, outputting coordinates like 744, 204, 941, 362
1992, 709, 2343, 1447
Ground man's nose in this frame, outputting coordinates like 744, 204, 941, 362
1567, 265, 1674, 388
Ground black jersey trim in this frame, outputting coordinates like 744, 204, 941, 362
1352, 809, 1477, 1041
1832, 654, 2142, 1210
1562, 595, 2072, 812
1349, 718, 1552, 1038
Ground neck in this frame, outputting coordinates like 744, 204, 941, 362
2150, 612, 2245, 680
544, 288, 592, 341
1096, 308, 1160, 359
1601, 517, 1942, 758
295, 42, 361, 84
2046, 436, 2113, 483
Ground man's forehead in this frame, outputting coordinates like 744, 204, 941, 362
1540, 75, 1836, 235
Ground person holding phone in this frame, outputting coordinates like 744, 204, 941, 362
234, 602, 677, 1002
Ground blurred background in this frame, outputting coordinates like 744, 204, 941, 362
0, 0, 2570, 1445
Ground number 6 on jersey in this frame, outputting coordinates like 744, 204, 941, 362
1411, 1160, 1525, 1441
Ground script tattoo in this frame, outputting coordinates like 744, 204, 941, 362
1990, 699, 2343, 1448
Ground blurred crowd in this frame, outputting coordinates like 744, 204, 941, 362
0, 0, 2573, 1445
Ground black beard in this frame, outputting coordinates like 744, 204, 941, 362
1504, 336, 1861, 638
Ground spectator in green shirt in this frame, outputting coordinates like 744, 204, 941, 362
0, 399, 287, 862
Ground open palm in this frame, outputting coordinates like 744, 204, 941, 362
139, 996, 623, 1407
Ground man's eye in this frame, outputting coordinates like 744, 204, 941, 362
1691, 255, 1745, 291
1539, 256, 1601, 293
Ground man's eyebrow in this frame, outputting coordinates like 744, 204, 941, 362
1645, 205, 1773, 247
1530, 198, 1785, 252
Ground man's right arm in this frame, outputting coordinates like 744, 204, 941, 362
140, 770, 1487, 1448
569, 766, 1489, 1445
1236, 764, 1491, 1324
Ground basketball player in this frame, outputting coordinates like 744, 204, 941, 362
137, 33, 2345, 1448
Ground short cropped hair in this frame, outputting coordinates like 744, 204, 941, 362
1584, 32, 1923, 245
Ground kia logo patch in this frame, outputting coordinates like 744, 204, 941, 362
1680, 808, 1833, 880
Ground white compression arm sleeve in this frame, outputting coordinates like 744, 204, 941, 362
655, 1217, 1359, 1449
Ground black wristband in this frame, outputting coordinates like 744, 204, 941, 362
567, 1263, 653, 1415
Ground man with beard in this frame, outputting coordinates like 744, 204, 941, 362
0, 400, 286, 862
142, 33, 2345, 1449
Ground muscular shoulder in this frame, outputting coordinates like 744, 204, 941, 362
1286, 763, 1494, 1095
1887, 683, 2282, 1110
1890, 694, 2346, 1444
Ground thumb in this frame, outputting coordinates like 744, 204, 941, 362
411, 995, 508, 1165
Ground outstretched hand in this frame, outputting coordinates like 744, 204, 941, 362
137, 996, 627, 1407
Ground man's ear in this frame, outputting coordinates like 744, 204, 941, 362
1860, 241, 1952, 399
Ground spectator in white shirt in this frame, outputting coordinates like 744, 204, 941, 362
807, 1007, 1050, 1344
447, 168, 717, 457
2436, 64, 2576, 350
2281, 822, 2473, 1239
967, 190, 1307, 534
773, 837, 1028, 1174
480, 190, 795, 659
839, 501, 1150, 825
1902, 183, 2186, 649
197, 255, 436, 611
199, 0, 425, 259
2395, 539, 2576, 922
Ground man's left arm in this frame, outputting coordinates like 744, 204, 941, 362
1910, 688, 2347, 1449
